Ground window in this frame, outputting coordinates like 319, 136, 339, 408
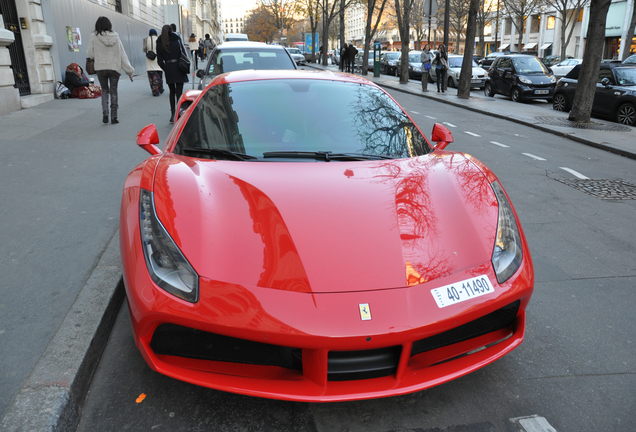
547, 16, 555, 30
531, 15, 540, 33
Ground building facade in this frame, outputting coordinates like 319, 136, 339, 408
0, 0, 221, 116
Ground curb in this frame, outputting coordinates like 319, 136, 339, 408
0, 231, 124, 432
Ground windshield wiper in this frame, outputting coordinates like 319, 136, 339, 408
181, 147, 257, 161
262, 151, 394, 161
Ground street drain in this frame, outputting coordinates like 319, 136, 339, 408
555, 179, 636, 200
534, 116, 631, 132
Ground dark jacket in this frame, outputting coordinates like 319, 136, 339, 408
346, 45, 358, 62
64, 71, 89, 92
156, 32, 189, 84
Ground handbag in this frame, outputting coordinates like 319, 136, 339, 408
85, 58, 96, 75
146, 36, 157, 61
424, 62, 432, 71
177, 40, 191, 74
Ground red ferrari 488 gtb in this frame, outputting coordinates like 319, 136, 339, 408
120, 69, 534, 402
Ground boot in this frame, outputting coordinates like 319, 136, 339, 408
102, 113, 108, 124
169, 110, 175, 123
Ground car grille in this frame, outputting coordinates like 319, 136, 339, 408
150, 324, 303, 371
149, 301, 519, 381
410, 301, 520, 357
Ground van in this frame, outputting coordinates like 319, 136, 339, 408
225, 33, 248, 42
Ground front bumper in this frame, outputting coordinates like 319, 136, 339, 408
123, 233, 534, 401
519, 84, 555, 99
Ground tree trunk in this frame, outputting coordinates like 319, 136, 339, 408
623, 1, 636, 60
458, 0, 479, 98
568, 0, 612, 123
560, 10, 568, 60
340, 0, 346, 56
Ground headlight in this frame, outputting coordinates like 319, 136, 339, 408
491, 181, 523, 283
518, 76, 532, 84
413, 65, 421, 72
389, 61, 396, 66
140, 189, 199, 302
550, 76, 557, 83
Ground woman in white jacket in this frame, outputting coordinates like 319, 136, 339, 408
143, 29, 164, 96
87, 16, 134, 124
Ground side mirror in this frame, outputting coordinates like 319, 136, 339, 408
431, 123, 453, 150
196, 69, 205, 79
136, 124, 161, 155
601, 77, 610, 87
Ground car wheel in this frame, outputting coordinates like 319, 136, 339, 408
616, 103, 636, 126
428, 73, 434, 83
394, 67, 398, 77
484, 82, 495, 97
511, 87, 522, 102
448, 77, 454, 88
552, 93, 570, 112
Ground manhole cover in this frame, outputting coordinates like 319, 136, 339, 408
534, 116, 631, 132
555, 178, 636, 200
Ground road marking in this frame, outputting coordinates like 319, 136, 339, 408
410, 111, 420, 114
490, 141, 510, 148
560, 167, 589, 179
425, 115, 437, 120
522, 153, 547, 161
464, 131, 481, 137
510, 415, 557, 432
443, 122, 457, 127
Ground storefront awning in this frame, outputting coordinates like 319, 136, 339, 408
498, 44, 510, 51
540, 43, 552, 50
524, 43, 537, 50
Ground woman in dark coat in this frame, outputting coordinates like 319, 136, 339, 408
156, 24, 189, 123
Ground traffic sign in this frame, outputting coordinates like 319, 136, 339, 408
423, 0, 438, 16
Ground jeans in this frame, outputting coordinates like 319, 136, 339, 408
421, 70, 430, 90
167, 82, 184, 112
96, 70, 120, 118
436, 68, 447, 92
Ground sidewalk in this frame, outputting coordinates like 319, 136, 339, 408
310, 62, 636, 160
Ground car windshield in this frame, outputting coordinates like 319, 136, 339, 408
409, 53, 421, 62
613, 67, 636, 86
512, 57, 549, 74
448, 57, 478, 68
288, 48, 301, 55
175, 79, 431, 160
385, 52, 400, 60
206, 49, 295, 76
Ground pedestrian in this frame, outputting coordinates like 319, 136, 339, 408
346, 43, 358, 73
434, 44, 448, 93
203, 34, 215, 59
198, 38, 205, 61
170, 23, 182, 41
143, 29, 164, 97
188, 33, 199, 69
420, 44, 431, 91
87, 16, 134, 124
156, 24, 189, 123
319, 45, 323, 63
340, 43, 347, 72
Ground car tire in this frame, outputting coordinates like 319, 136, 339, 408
448, 77, 454, 88
394, 67, 398, 77
428, 74, 434, 83
616, 103, 636, 126
484, 82, 495, 97
511, 87, 522, 103
552, 93, 570, 112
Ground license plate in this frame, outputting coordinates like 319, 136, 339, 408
471, 79, 481, 83
431, 275, 495, 308
534, 89, 549, 95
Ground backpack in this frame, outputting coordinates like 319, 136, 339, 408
55, 81, 71, 99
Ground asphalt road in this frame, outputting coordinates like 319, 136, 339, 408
76, 88, 636, 432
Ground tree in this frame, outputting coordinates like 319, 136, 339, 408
623, 1, 636, 60
501, 0, 546, 51
449, 0, 470, 52
410, 0, 426, 50
318, 0, 358, 67
359, 0, 391, 73
245, 4, 279, 43
457, 0, 480, 98
568, 0, 612, 123
261, 0, 302, 43
395, 0, 416, 83
543, 0, 590, 60
299, 0, 322, 62
476, 0, 495, 56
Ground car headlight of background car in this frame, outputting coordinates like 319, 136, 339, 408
140, 189, 199, 302
518, 76, 533, 85
413, 65, 421, 72
491, 181, 523, 283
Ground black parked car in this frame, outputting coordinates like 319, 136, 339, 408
380, 51, 401, 76
484, 54, 556, 102
478, 51, 504, 69
552, 63, 636, 126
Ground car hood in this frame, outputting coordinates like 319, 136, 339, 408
151, 153, 499, 293
520, 73, 555, 84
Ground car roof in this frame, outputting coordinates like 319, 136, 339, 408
500, 54, 538, 58
202, 69, 380, 88
216, 41, 286, 50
